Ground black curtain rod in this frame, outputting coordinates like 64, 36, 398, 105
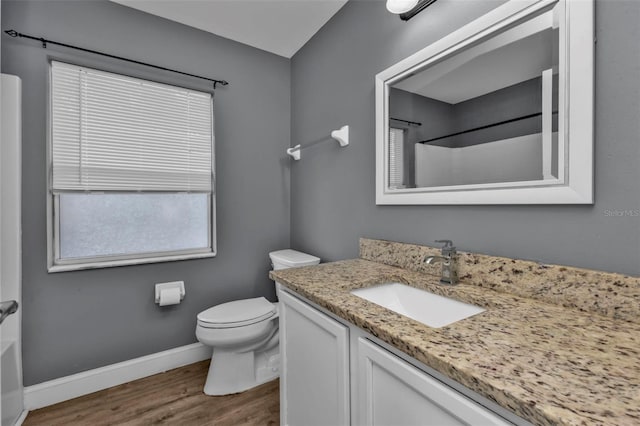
390, 117, 422, 126
4, 29, 229, 89
419, 111, 558, 144
400, 0, 439, 21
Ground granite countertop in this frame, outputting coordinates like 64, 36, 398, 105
270, 259, 640, 426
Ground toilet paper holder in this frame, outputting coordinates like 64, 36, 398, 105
155, 281, 185, 304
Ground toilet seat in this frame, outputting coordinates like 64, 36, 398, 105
197, 297, 277, 329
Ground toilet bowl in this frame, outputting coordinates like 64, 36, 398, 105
196, 249, 320, 396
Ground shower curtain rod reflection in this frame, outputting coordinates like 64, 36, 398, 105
4, 29, 229, 89
390, 117, 422, 126
419, 111, 558, 144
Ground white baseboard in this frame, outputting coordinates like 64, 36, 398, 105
14, 409, 28, 426
24, 342, 211, 410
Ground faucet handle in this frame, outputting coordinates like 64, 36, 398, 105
435, 240, 456, 256
434, 240, 454, 249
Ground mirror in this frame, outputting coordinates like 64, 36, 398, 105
376, 0, 593, 205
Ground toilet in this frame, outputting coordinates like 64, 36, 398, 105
195, 249, 320, 396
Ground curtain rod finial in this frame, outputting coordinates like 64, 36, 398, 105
5, 29, 18, 37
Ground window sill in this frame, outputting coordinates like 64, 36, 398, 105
48, 251, 216, 273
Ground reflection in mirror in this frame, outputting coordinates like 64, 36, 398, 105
388, 7, 559, 190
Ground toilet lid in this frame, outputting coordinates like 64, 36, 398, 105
197, 297, 276, 327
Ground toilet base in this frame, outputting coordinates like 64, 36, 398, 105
204, 345, 280, 396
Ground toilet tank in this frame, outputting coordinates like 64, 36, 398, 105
269, 249, 320, 270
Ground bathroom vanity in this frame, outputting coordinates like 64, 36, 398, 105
277, 285, 521, 425
270, 239, 640, 425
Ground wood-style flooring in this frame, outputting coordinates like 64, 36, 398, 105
23, 360, 279, 426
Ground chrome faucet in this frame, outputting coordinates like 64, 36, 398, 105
424, 240, 458, 285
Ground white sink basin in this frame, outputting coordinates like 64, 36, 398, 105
351, 283, 485, 328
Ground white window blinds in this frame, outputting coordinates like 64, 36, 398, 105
51, 61, 213, 192
389, 127, 404, 189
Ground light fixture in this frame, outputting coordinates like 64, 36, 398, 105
387, 0, 438, 21
386, 0, 419, 14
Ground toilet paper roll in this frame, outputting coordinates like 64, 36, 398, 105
158, 287, 182, 306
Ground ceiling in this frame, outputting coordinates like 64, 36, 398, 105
393, 29, 558, 104
111, 0, 349, 58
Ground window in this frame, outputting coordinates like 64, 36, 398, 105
48, 61, 215, 271
388, 127, 405, 189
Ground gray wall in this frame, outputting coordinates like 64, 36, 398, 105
2, 0, 291, 385
389, 88, 455, 186
291, 0, 640, 276
391, 77, 548, 149
451, 76, 557, 147
389, 88, 455, 145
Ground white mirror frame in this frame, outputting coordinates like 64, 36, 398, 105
375, 0, 593, 205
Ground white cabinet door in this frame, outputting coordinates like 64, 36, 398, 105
279, 289, 350, 426
357, 338, 512, 426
